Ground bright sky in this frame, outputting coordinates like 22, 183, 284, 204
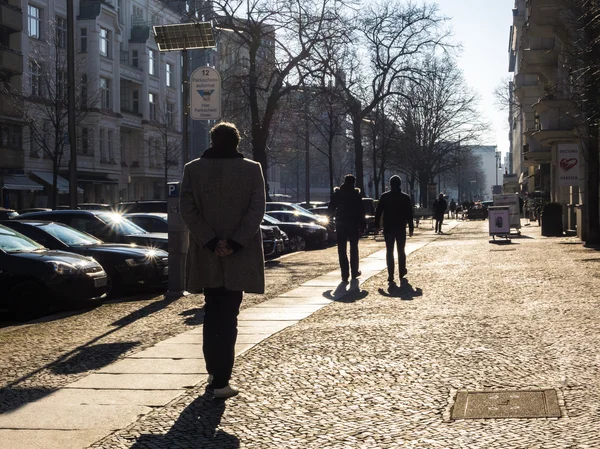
433, 0, 515, 158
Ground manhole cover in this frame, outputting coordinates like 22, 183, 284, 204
451, 389, 561, 419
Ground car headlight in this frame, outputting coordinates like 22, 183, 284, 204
125, 258, 152, 267
47, 261, 79, 275
318, 217, 329, 225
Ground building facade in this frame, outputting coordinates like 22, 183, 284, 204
508, 0, 581, 233
8, 0, 184, 209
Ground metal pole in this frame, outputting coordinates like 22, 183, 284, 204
304, 97, 310, 205
182, 49, 189, 165
67, 0, 77, 208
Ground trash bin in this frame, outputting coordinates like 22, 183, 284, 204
541, 202, 564, 237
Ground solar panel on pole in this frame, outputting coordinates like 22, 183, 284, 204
153, 22, 216, 51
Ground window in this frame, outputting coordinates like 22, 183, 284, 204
81, 127, 89, 154
80, 28, 87, 53
99, 27, 110, 57
166, 103, 174, 128
29, 60, 42, 96
166, 63, 173, 87
81, 74, 88, 107
132, 90, 139, 113
56, 17, 67, 48
132, 5, 143, 26
28, 5, 41, 39
148, 92, 156, 120
0, 125, 22, 150
57, 70, 66, 99
132, 50, 138, 68
100, 77, 110, 109
99, 128, 106, 160
108, 130, 114, 161
149, 49, 157, 76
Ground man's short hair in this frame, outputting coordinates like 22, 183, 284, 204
344, 174, 356, 185
390, 175, 401, 187
210, 122, 241, 150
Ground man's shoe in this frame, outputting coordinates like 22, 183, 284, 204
351, 271, 362, 279
213, 385, 239, 399
205, 374, 214, 392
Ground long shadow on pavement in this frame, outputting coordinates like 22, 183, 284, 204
129, 390, 239, 449
378, 280, 423, 301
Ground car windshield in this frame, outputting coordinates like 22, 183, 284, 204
38, 222, 103, 246
263, 215, 282, 225
0, 225, 45, 253
290, 204, 314, 215
96, 213, 147, 235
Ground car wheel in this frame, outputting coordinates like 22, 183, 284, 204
8, 282, 46, 321
290, 235, 306, 251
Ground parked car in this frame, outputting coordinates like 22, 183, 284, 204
261, 224, 285, 258
266, 210, 335, 243
17, 208, 51, 214
17, 210, 168, 251
78, 203, 113, 211
362, 198, 377, 235
0, 208, 18, 220
2, 220, 168, 297
116, 201, 167, 214
0, 224, 108, 320
266, 202, 329, 224
124, 213, 169, 233
296, 201, 328, 210
263, 213, 327, 251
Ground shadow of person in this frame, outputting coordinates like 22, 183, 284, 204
378, 279, 423, 301
129, 389, 240, 449
322, 280, 369, 303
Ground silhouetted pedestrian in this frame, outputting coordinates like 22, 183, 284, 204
328, 174, 365, 282
180, 122, 266, 400
433, 194, 447, 234
375, 175, 414, 285
449, 199, 456, 218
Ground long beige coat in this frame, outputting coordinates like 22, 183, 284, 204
180, 156, 266, 293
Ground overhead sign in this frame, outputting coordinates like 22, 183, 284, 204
190, 67, 221, 120
557, 143, 580, 186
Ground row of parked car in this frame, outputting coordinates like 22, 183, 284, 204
0, 200, 342, 320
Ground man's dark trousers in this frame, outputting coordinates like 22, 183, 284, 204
336, 223, 360, 280
203, 287, 243, 389
384, 229, 407, 280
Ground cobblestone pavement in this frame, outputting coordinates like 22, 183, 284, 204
91, 220, 600, 448
0, 239, 385, 414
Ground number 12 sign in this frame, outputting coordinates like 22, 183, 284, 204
190, 67, 221, 120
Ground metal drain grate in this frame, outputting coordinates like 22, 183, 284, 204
451, 389, 561, 419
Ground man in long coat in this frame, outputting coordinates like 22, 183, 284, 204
180, 122, 266, 399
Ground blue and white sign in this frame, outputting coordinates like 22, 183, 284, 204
190, 67, 221, 120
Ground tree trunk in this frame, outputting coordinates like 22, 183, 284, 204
586, 126, 600, 244
328, 145, 334, 197
352, 115, 364, 194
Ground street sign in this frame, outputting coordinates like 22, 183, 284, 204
190, 67, 221, 120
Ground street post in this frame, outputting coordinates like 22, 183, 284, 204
166, 181, 188, 298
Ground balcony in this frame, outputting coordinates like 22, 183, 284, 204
522, 130, 551, 167
522, 38, 558, 68
0, 47, 22, 75
79, 0, 114, 20
0, 94, 22, 117
0, 2, 22, 33
130, 16, 150, 43
528, 0, 561, 26
513, 73, 543, 101
531, 96, 578, 145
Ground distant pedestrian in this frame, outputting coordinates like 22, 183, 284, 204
328, 174, 365, 282
375, 176, 414, 285
180, 122, 266, 400
449, 199, 456, 218
433, 194, 447, 234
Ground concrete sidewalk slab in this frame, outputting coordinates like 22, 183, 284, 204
40, 388, 180, 407
64, 373, 199, 390
128, 344, 204, 359
0, 429, 107, 449
96, 358, 206, 374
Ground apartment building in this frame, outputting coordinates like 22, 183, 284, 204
0, 0, 44, 208
16, 0, 183, 207
509, 0, 581, 233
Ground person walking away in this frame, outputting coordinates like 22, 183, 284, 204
449, 199, 456, 218
328, 174, 365, 283
433, 194, 447, 234
180, 122, 266, 400
374, 176, 414, 286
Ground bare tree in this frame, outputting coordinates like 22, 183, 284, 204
317, 1, 448, 194
146, 101, 183, 198
1, 19, 97, 208
392, 55, 488, 205
205, 0, 349, 195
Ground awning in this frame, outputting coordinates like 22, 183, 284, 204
31, 171, 84, 194
77, 173, 119, 184
1, 174, 44, 191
